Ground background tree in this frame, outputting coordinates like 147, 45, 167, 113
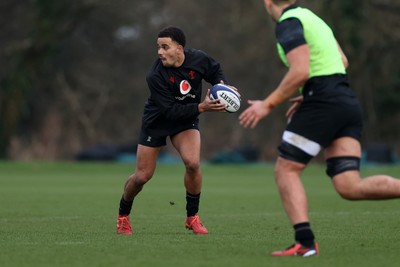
0, 0, 399, 160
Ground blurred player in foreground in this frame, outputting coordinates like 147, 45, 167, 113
117, 26, 236, 235
240, 0, 400, 257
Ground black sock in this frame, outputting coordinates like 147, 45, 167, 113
186, 192, 200, 217
294, 222, 315, 248
119, 196, 133, 216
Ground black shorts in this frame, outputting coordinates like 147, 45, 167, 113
139, 120, 199, 147
283, 74, 363, 156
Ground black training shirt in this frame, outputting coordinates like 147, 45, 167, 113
143, 48, 226, 135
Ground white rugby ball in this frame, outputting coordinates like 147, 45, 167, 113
209, 84, 241, 113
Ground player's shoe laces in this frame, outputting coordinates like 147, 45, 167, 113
271, 242, 319, 257
117, 215, 133, 235
185, 214, 208, 234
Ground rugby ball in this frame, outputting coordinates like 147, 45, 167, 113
209, 84, 241, 113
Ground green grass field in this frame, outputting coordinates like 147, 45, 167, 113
1, 161, 400, 267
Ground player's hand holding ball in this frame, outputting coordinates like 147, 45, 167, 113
209, 83, 241, 113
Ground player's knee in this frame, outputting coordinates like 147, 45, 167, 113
274, 157, 305, 178
184, 160, 200, 175
133, 171, 153, 186
334, 183, 360, 200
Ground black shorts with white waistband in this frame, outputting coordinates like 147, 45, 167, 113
279, 74, 363, 162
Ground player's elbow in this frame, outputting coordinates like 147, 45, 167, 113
299, 70, 309, 83
293, 67, 309, 85
342, 56, 349, 69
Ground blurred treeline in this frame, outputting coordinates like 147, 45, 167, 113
1, 0, 399, 161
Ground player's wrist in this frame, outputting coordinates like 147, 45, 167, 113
198, 103, 205, 113
264, 89, 285, 109
263, 99, 276, 109
263, 97, 278, 109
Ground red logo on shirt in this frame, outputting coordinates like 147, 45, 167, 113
180, 80, 192, 95
189, 70, 195, 80
169, 76, 175, 83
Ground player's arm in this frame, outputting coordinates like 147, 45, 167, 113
239, 18, 309, 128
264, 18, 309, 108
200, 50, 227, 85
264, 44, 309, 108
239, 45, 309, 128
196, 51, 232, 112
199, 50, 241, 93
336, 41, 348, 69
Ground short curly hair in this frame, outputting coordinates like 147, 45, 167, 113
158, 26, 186, 47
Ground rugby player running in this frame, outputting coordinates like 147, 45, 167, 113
117, 26, 237, 235
240, 0, 400, 256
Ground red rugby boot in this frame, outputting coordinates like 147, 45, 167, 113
185, 214, 208, 235
272, 242, 319, 257
117, 215, 132, 235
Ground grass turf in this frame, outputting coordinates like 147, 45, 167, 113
1, 161, 400, 267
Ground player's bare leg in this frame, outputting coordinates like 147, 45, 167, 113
325, 137, 400, 199
123, 145, 162, 201
272, 157, 318, 256
171, 129, 208, 234
117, 145, 162, 234
274, 157, 308, 225
171, 129, 202, 195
